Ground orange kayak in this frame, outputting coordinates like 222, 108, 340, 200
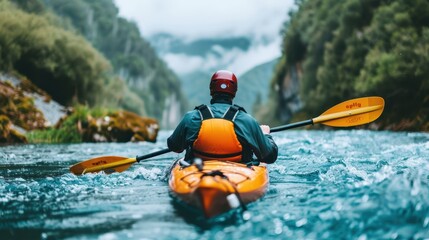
168, 159, 269, 218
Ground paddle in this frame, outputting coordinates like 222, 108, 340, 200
69, 148, 171, 175
70, 96, 384, 175
271, 96, 384, 132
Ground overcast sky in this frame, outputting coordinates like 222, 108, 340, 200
113, 0, 296, 75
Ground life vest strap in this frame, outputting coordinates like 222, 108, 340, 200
195, 104, 246, 121
223, 105, 239, 121
195, 104, 214, 119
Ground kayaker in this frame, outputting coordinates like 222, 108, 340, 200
167, 70, 278, 164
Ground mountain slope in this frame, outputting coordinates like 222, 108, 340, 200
149, 33, 278, 116
235, 58, 278, 114
36, 0, 188, 127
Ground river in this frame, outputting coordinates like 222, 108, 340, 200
1, 130, 428, 239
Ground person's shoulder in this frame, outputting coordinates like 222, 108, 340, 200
231, 104, 248, 115
183, 107, 203, 120
234, 105, 257, 122
184, 109, 199, 116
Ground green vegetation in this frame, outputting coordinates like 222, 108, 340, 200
27, 125, 81, 143
0, 0, 189, 144
2, 0, 187, 127
0, 0, 139, 110
38, 0, 187, 120
272, 0, 429, 131
27, 105, 111, 143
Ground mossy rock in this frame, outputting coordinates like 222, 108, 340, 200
0, 115, 27, 144
79, 110, 159, 143
0, 81, 46, 131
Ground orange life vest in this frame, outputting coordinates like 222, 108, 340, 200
192, 105, 243, 162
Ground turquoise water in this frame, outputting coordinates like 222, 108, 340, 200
1, 130, 428, 239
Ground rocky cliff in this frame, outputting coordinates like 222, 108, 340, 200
270, 0, 429, 131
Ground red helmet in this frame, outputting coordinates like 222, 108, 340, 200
210, 70, 238, 97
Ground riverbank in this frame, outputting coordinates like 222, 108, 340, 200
0, 73, 159, 144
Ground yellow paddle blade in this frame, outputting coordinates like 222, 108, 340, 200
70, 156, 137, 175
313, 96, 385, 127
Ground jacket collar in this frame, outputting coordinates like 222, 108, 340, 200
210, 97, 233, 105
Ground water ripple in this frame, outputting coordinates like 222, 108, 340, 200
0, 130, 428, 239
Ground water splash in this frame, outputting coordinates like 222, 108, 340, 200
1, 130, 428, 239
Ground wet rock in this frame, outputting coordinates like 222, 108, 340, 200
0, 115, 27, 144
80, 110, 159, 143
0, 80, 46, 143
1, 72, 159, 143
1, 73, 67, 128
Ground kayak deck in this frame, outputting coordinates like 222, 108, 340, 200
168, 159, 269, 218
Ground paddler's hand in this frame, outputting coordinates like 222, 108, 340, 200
260, 125, 270, 134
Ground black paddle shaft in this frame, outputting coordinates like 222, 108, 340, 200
136, 148, 172, 162
270, 119, 314, 133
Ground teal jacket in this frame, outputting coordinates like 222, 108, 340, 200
167, 100, 278, 164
